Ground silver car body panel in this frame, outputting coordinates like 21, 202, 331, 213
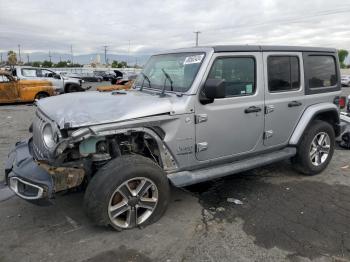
37, 90, 194, 129
289, 102, 339, 145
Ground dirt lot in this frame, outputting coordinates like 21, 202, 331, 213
0, 84, 349, 262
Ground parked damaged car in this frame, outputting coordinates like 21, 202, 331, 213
13, 67, 85, 93
0, 70, 56, 103
5, 45, 344, 231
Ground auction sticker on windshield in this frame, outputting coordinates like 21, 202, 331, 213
184, 54, 204, 65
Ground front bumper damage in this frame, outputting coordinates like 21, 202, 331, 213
5, 138, 85, 203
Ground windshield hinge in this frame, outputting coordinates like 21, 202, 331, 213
195, 114, 208, 124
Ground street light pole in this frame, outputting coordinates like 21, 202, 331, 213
18, 44, 21, 63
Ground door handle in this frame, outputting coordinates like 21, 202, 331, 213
245, 106, 262, 114
288, 101, 302, 107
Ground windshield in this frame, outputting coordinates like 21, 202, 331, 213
135, 52, 205, 93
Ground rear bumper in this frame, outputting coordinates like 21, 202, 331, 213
5, 139, 53, 201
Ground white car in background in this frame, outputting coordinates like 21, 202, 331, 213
13, 66, 85, 93
341, 75, 350, 87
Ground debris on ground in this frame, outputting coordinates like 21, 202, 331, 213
216, 207, 226, 212
227, 198, 244, 205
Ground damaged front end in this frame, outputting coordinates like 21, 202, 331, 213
5, 106, 178, 204
5, 138, 86, 203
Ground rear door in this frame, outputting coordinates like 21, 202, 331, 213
195, 52, 265, 161
263, 52, 306, 147
0, 75, 19, 103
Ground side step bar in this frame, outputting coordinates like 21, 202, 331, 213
168, 147, 296, 187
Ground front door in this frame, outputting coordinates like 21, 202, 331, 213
40, 69, 63, 89
195, 52, 264, 161
0, 74, 18, 103
263, 52, 306, 147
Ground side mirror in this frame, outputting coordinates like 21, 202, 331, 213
203, 79, 226, 100
53, 74, 61, 80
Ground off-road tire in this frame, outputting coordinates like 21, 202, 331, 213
83, 155, 170, 231
294, 120, 335, 175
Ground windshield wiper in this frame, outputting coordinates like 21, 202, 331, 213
160, 68, 173, 97
140, 72, 151, 91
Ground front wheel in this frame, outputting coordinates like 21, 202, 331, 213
83, 155, 170, 231
293, 120, 335, 175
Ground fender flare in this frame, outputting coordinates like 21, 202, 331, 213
289, 103, 339, 145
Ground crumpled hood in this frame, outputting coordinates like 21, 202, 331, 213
37, 90, 173, 128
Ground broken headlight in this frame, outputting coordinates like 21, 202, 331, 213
42, 123, 58, 149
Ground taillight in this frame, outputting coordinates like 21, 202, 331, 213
335, 96, 347, 109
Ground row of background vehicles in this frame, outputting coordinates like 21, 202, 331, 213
0, 66, 138, 104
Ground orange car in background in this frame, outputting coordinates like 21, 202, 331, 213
0, 70, 56, 104
97, 79, 134, 92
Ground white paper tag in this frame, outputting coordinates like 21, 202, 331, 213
184, 54, 204, 65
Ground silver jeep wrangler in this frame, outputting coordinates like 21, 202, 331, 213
5, 45, 343, 231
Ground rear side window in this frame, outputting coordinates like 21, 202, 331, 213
208, 57, 256, 97
268, 56, 300, 92
307, 56, 337, 88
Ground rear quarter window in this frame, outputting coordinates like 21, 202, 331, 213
303, 53, 340, 94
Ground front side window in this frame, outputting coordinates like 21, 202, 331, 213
21, 69, 38, 77
268, 56, 300, 92
135, 52, 205, 93
207, 57, 256, 97
40, 69, 55, 77
307, 55, 337, 88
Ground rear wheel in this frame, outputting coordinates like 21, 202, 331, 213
83, 155, 170, 231
294, 120, 335, 175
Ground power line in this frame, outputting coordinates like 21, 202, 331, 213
206, 8, 350, 33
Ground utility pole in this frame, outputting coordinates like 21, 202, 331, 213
103, 45, 108, 65
26, 54, 30, 64
0, 53, 2, 64
48, 50, 52, 63
18, 44, 22, 63
194, 31, 201, 46
70, 44, 74, 64
127, 40, 131, 67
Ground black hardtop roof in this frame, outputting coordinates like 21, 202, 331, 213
212, 45, 336, 53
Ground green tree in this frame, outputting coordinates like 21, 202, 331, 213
7, 50, 17, 68
338, 49, 348, 68
55, 61, 68, 67
111, 60, 118, 68
118, 61, 127, 68
42, 60, 53, 68
32, 61, 41, 67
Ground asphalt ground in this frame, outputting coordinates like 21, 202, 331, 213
0, 83, 349, 262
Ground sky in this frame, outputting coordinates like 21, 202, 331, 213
1, 0, 350, 56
